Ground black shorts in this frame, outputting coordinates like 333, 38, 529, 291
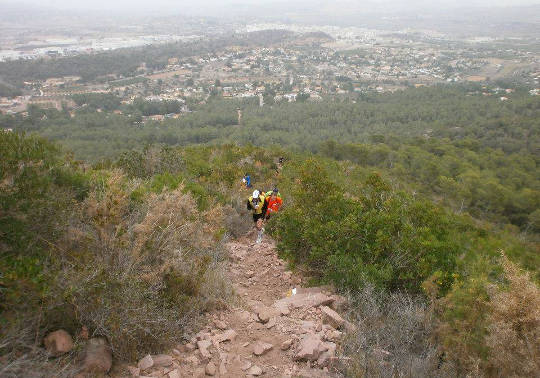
253, 213, 265, 223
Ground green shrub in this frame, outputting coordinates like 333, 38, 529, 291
270, 160, 463, 293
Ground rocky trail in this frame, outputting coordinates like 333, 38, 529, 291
125, 232, 350, 377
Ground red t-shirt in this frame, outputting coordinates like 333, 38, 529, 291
266, 196, 282, 215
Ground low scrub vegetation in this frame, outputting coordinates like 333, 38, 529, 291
0, 134, 237, 374
1, 133, 537, 377
267, 158, 538, 377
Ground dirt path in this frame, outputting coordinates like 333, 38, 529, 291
128, 233, 348, 377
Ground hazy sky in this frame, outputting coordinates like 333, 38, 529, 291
3, 0, 540, 12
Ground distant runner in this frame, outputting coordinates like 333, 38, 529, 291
264, 188, 283, 220
243, 174, 252, 188
247, 190, 268, 243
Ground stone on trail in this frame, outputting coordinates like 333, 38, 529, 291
185, 342, 196, 352
317, 342, 337, 367
214, 319, 228, 330
81, 337, 113, 374
138, 354, 154, 370
253, 341, 274, 356
321, 306, 345, 329
43, 329, 74, 357
247, 365, 263, 376
294, 334, 324, 361
215, 329, 237, 343
168, 369, 181, 378
205, 361, 216, 376
281, 339, 294, 351
197, 340, 212, 359
241, 360, 253, 371
257, 306, 280, 324
152, 354, 173, 367
274, 292, 334, 310
274, 302, 290, 316
266, 317, 276, 329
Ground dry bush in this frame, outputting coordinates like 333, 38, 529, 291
0, 316, 82, 378
340, 285, 453, 378
485, 256, 540, 377
47, 171, 231, 360
223, 197, 254, 238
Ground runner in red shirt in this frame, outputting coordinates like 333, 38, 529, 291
265, 188, 283, 220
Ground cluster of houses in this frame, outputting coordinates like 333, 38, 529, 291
1, 30, 539, 115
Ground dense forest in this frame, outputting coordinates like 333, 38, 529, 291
0, 82, 22, 98
1, 134, 538, 376
6, 85, 537, 156
3, 85, 538, 233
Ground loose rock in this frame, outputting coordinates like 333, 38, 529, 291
294, 334, 323, 361
138, 354, 154, 370
266, 318, 276, 329
247, 365, 263, 376
197, 340, 212, 359
281, 339, 294, 351
321, 306, 345, 329
215, 329, 237, 343
82, 337, 112, 374
127, 366, 140, 376
152, 354, 173, 367
257, 307, 279, 323
274, 292, 334, 310
214, 320, 227, 330
253, 341, 273, 356
241, 360, 252, 371
205, 362, 216, 376
43, 330, 73, 357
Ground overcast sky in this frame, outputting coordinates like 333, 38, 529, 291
3, 0, 540, 12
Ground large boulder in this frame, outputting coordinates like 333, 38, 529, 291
43, 330, 74, 357
81, 337, 112, 374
